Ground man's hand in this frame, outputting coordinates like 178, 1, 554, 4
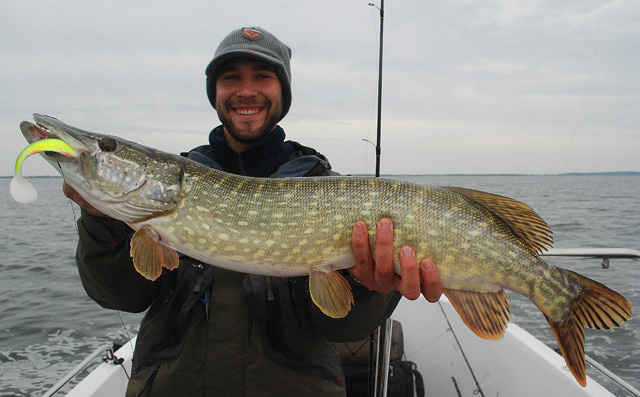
62, 182, 109, 218
349, 218, 442, 303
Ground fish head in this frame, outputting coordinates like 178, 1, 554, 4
21, 114, 184, 223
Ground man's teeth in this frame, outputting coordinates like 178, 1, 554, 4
236, 108, 259, 115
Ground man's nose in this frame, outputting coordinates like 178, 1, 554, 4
237, 78, 258, 97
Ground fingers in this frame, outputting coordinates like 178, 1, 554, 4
351, 221, 372, 265
350, 219, 396, 293
62, 182, 84, 205
349, 218, 442, 303
420, 258, 443, 303
395, 252, 442, 303
396, 247, 421, 300
350, 221, 376, 287
374, 219, 395, 288
61, 181, 72, 199
62, 182, 108, 218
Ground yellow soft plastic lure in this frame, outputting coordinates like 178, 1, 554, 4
10, 138, 77, 204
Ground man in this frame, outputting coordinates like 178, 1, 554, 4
64, 27, 442, 396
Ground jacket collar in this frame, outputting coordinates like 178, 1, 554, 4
208, 125, 294, 177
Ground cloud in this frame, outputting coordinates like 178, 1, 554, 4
2, 0, 638, 178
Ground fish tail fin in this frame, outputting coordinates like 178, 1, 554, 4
546, 269, 633, 387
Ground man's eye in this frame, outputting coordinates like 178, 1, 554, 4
218, 72, 239, 80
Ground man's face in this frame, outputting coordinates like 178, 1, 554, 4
215, 58, 283, 152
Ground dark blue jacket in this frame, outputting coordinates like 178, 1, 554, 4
75, 125, 400, 396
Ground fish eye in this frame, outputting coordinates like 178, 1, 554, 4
99, 137, 118, 152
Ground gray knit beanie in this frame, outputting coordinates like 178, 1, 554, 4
205, 27, 292, 121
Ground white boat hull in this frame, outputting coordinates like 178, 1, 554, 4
392, 297, 614, 396
66, 340, 134, 397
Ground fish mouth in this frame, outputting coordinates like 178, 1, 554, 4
20, 114, 90, 160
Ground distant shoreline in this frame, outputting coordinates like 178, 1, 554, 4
3, 171, 639, 178
381, 171, 640, 177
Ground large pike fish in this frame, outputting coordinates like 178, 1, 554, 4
16, 114, 632, 387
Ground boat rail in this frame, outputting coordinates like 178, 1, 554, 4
42, 344, 127, 397
541, 248, 640, 268
585, 355, 640, 397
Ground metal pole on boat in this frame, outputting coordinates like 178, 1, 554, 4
367, 2, 392, 397
375, 319, 393, 396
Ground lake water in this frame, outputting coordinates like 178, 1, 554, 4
0, 175, 638, 395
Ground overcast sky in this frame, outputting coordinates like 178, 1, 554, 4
2, 0, 638, 177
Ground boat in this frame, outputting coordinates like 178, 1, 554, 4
39, 5, 639, 395
43, 248, 639, 397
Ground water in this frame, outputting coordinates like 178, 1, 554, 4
0, 175, 638, 395
0, 177, 142, 396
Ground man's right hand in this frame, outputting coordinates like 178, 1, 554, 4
350, 219, 443, 303
62, 182, 109, 218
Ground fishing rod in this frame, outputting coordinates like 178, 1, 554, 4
366, 2, 391, 397
369, 0, 384, 178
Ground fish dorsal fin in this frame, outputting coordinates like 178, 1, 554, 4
130, 225, 179, 280
309, 270, 354, 318
444, 288, 511, 340
447, 186, 553, 253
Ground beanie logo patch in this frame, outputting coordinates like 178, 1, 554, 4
242, 28, 262, 40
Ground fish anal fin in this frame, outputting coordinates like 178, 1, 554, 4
546, 268, 633, 387
309, 270, 354, 318
444, 288, 511, 341
130, 225, 165, 280
447, 186, 553, 254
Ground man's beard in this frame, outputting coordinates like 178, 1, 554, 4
217, 100, 283, 145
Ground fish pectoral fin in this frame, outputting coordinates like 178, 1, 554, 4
161, 245, 179, 270
444, 288, 511, 341
545, 268, 633, 387
309, 270, 354, 319
130, 225, 172, 280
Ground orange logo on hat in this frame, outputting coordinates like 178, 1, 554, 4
243, 29, 262, 39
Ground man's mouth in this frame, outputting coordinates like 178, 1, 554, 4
234, 107, 263, 116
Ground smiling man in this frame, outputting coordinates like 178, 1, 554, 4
205, 27, 292, 154
213, 59, 283, 151
66, 27, 442, 396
